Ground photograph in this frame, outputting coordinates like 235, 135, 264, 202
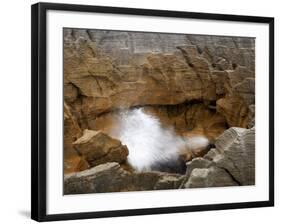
63, 28, 256, 194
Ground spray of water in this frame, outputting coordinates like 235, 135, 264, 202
110, 108, 209, 172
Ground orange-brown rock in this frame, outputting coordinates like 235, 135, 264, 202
64, 103, 86, 174
64, 155, 89, 174
73, 129, 129, 167
64, 30, 255, 134
62, 30, 256, 192
64, 36, 218, 119
216, 96, 249, 128
64, 162, 184, 194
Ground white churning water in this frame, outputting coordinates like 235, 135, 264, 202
110, 108, 209, 172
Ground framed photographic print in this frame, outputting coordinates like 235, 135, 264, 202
31, 2, 274, 222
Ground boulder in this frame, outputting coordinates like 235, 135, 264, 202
203, 148, 221, 160
214, 127, 255, 185
185, 157, 213, 179
64, 162, 184, 194
183, 127, 255, 188
179, 157, 213, 188
184, 166, 238, 188
73, 129, 129, 167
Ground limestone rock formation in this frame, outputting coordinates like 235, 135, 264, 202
63, 29, 255, 135
64, 162, 184, 194
64, 103, 89, 174
185, 157, 213, 179
214, 127, 255, 185
64, 126, 256, 193
181, 127, 255, 188
184, 166, 238, 188
63, 29, 256, 192
73, 129, 129, 167
216, 96, 249, 128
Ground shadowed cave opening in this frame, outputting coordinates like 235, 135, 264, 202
79, 100, 228, 175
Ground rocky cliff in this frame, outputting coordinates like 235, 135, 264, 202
63, 29, 255, 193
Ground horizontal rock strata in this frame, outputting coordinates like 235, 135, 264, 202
64, 162, 184, 194
63, 29, 255, 193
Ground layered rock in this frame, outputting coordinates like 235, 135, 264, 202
216, 96, 249, 128
73, 129, 129, 168
181, 127, 255, 188
214, 127, 255, 185
64, 127, 255, 194
63, 29, 255, 134
64, 103, 89, 174
184, 166, 238, 188
63, 29, 256, 192
64, 162, 184, 194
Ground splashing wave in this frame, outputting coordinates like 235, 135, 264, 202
110, 108, 209, 172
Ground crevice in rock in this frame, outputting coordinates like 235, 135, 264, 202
219, 166, 242, 186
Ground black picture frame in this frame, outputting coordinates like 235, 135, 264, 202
31, 2, 274, 222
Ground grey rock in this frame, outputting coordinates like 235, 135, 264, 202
214, 127, 255, 185
234, 78, 255, 105
179, 157, 213, 188
247, 105, 255, 128
184, 166, 238, 188
64, 162, 184, 194
185, 157, 213, 179
203, 148, 221, 160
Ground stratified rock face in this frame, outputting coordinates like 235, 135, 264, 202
63, 29, 255, 130
63, 29, 255, 193
217, 96, 249, 128
214, 127, 255, 185
64, 162, 184, 194
180, 127, 255, 188
64, 103, 89, 174
73, 129, 129, 168
184, 166, 238, 188
64, 127, 256, 193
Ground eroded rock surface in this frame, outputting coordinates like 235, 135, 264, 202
64, 103, 89, 174
184, 166, 238, 188
181, 127, 255, 188
63, 29, 255, 193
64, 29, 255, 133
64, 162, 184, 194
73, 129, 129, 168
214, 127, 255, 185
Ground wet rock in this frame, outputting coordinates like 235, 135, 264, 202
90, 103, 228, 142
